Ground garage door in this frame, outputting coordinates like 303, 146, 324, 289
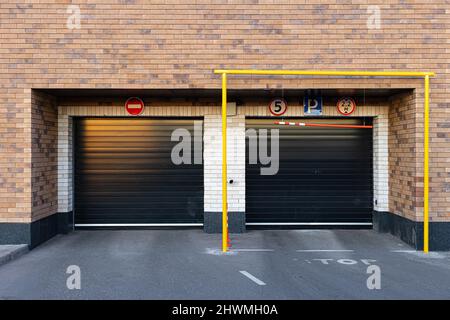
246, 118, 373, 225
74, 118, 203, 225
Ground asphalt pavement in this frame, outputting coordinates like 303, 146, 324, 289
0, 229, 449, 299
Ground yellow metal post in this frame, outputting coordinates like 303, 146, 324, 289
424, 75, 430, 253
221, 73, 228, 252
214, 69, 434, 253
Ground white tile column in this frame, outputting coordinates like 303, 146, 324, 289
203, 114, 246, 213
203, 113, 246, 232
57, 112, 73, 213
373, 115, 389, 212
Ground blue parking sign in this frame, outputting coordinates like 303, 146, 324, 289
304, 95, 323, 115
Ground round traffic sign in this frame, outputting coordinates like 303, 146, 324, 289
269, 98, 287, 116
125, 97, 145, 116
336, 97, 356, 116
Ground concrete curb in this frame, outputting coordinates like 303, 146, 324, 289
0, 245, 29, 267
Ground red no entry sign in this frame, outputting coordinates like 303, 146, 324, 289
125, 97, 144, 116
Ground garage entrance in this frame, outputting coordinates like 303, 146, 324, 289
246, 118, 373, 226
74, 118, 204, 226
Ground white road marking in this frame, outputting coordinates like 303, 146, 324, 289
239, 271, 266, 286
204, 248, 237, 255
233, 249, 274, 252
390, 250, 448, 259
296, 249, 354, 252
246, 222, 372, 226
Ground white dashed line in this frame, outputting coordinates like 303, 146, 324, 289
233, 249, 275, 252
296, 249, 354, 252
239, 271, 266, 286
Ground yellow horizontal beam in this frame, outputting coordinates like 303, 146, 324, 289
214, 69, 435, 77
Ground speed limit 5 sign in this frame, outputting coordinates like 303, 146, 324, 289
268, 98, 287, 116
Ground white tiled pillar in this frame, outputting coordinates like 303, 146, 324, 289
57, 113, 73, 213
203, 113, 246, 232
373, 115, 389, 212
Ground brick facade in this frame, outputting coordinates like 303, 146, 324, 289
389, 91, 421, 221
0, 1, 449, 247
0, 88, 32, 223
31, 91, 58, 222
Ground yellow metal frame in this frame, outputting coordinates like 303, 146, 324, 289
215, 69, 434, 253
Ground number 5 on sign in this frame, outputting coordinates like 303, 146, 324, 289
269, 98, 287, 116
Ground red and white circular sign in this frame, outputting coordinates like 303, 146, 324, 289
125, 97, 145, 116
269, 98, 287, 116
337, 97, 356, 116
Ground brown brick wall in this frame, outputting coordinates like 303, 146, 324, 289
31, 91, 57, 222
389, 90, 419, 221
0, 1, 448, 223
0, 88, 32, 223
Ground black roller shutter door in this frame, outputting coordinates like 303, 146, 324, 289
246, 118, 373, 224
74, 118, 203, 225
